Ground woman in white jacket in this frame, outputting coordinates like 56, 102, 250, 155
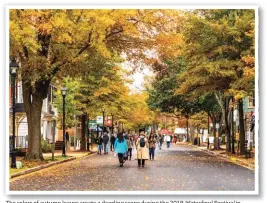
164, 134, 171, 148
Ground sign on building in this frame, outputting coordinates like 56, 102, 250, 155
89, 120, 97, 129
105, 119, 112, 127
96, 116, 103, 124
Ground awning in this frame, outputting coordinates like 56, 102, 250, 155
174, 128, 186, 134
159, 129, 172, 135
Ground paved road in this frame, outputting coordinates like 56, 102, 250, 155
9, 144, 255, 191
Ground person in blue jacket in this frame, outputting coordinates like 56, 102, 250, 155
114, 132, 128, 167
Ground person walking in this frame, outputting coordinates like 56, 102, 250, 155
87, 135, 92, 151
165, 134, 171, 148
97, 135, 103, 155
173, 134, 177, 144
103, 132, 109, 154
65, 132, 70, 151
136, 132, 149, 167
126, 136, 134, 160
148, 133, 157, 160
158, 134, 163, 150
133, 134, 139, 143
110, 134, 116, 151
114, 132, 128, 167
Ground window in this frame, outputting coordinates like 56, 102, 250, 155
52, 86, 57, 103
248, 93, 255, 107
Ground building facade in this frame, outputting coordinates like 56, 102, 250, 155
9, 81, 58, 149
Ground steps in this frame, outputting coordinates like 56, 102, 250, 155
55, 141, 63, 150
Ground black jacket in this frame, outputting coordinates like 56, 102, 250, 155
110, 136, 116, 143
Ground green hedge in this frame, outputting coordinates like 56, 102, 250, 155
41, 138, 52, 152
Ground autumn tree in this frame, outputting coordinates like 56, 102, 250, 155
9, 9, 183, 160
53, 51, 137, 149
54, 77, 85, 128
126, 92, 157, 132
189, 111, 208, 144
197, 93, 222, 149
177, 9, 255, 153
147, 57, 202, 142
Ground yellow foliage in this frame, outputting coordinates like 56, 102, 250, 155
155, 33, 184, 59
189, 112, 208, 129
241, 56, 255, 67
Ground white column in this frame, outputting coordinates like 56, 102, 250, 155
43, 121, 47, 140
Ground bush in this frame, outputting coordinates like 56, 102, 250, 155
41, 138, 52, 153
14, 147, 26, 156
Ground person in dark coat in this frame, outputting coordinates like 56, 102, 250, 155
103, 132, 109, 154
126, 136, 134, 160
65, 132, 70, 151
158, 133, 163, 150
110, 134, 116, 151
97, 135, 103, 155
148, 133, 157, 160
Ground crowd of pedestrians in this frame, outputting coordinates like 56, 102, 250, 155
93, 130, 176, 168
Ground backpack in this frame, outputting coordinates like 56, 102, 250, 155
140, 137, 145, 147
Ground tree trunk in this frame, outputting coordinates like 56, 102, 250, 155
186, 117, 190, 142
23, 79, 50, 160
190, 124, 195, 144
74, 121, 77, 150
215, 92, 231, 152
239, 99, 245, 155
218, 113, 223, 137
224, 98, 231, 152
85, 114, 89, 150
80, 114, 86, 150
212, 118, 219, 150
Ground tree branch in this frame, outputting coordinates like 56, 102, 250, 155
106, 27, 123, 39
75, 30, 93, 57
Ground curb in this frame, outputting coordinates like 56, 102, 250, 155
10, 151, 98, 179
184, 143, 255, 170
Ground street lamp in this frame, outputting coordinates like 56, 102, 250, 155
102, 108, 105, 135
61, 85, 67, 157
231, 96, 235, 154
10, 57, 19, 168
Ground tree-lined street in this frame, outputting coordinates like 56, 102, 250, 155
10, 144, 254, 191
9, 8, 256, 192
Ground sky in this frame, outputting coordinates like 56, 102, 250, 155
122, 50, 157, 93
123, 63, 154, 93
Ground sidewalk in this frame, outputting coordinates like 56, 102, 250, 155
43, 150, 95, 158
178, 142, 255, 170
